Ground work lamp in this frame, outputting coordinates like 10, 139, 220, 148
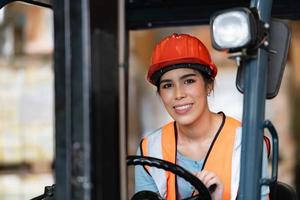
210, 8, 262, 51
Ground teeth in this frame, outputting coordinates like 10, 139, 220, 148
175, 104, 192, 110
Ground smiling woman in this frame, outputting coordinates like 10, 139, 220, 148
134, 33, 270, 200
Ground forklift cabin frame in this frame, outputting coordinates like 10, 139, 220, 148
0, 0, 300, 199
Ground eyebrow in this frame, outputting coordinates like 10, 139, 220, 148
159, 73, 197, 85
180, 73, 197, 80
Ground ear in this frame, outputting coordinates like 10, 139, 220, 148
206, 84, 213, 96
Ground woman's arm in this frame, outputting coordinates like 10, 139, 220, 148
134, 148, 159, 193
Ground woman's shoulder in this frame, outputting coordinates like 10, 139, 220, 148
221, 112, 241, 127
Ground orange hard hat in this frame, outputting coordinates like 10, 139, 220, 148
147, 33, 217, 85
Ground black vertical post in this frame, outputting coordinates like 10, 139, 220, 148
54, 0, 92, 199
53, 0, 72, 199
238, 0, 273, 200
90, 0, 124, 199
69, 0, 92, 199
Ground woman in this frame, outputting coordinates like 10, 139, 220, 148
135, 33, 269, 200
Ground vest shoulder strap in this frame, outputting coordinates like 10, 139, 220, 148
140, 122, 176, 199
204, 116, 241, 200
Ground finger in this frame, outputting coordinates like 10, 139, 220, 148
205, 176, 219, 188
200, 172, 216, 186
205, 177, 223, 193
195, 170, 210, 181
205, 176, 216, 187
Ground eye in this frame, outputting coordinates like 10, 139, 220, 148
184, 79, 196, 84
161, 83, 172, 89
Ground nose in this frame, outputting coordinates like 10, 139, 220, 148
175, 85, 186, 100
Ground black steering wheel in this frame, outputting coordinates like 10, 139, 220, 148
127, 155, 212, 200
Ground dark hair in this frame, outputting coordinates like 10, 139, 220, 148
156, 69, 215, 93
151, 63, 213, 86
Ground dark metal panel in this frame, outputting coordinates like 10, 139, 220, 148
54, 0, 92, 199
272, 0, 300, 20
126, 0, 300, 29
22, 0, 52, 8
126, 0, 248, 29
0, 0, 52, 8
90, 0, 121, 199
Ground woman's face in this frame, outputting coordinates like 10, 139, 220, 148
158, 68, 210, 126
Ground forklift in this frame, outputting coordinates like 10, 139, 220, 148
0, 0, 299, 199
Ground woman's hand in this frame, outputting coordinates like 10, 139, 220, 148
194, 170, 224, 200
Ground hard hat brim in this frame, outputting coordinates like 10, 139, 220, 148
149, 62, 214, 86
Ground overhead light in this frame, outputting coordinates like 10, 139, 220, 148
210, 8, 263, 51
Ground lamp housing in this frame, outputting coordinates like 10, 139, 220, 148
210, 7, 264, 51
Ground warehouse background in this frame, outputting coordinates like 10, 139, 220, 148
0, 3, 53, 199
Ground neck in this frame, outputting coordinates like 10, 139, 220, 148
177, 110, 218, 142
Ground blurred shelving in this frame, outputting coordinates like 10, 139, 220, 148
0, 2, 54, 199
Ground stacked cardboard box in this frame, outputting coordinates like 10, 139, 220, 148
0, 62, 54, 199
0, 173, 53, 200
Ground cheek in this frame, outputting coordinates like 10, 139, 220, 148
159, 92, 173, 107
188, 84, 207, 98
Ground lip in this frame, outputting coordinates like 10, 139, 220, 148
173, 103, 193, 115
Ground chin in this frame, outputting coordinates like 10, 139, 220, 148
173, 115, 197, 126
176, 120, 195, 126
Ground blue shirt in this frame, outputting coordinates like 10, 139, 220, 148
135, 146, 270, 199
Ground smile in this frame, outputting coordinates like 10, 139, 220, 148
173, 103, 193, 114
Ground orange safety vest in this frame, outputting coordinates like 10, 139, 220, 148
140, 115, 241, 200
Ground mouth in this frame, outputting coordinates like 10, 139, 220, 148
173, 103, 193, 114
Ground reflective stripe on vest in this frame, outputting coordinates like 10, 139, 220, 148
141, 123, 176, 199
141, 116, 241, 200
